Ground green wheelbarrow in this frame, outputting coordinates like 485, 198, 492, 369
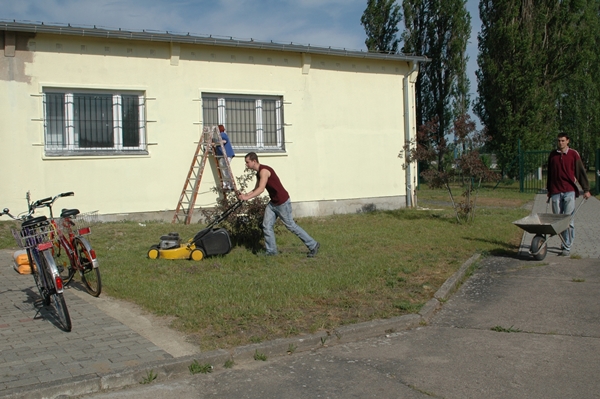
513, 198, 586, 260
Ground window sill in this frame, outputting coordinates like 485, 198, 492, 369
233, 148, 287, 155
43, 150, 150, 159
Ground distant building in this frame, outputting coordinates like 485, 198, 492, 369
0, 21, 427, 221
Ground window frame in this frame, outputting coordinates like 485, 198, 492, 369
202, 93, 285, 152
42, 88, 147, 156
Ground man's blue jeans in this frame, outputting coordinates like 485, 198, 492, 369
550, 191, 575, 251
263, 199, 317, 255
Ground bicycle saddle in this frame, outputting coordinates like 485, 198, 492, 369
61, 208, 80, 218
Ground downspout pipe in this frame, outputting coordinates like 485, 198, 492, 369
403, 61, 419, 208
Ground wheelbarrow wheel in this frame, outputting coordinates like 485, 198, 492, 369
531, 234, 547, 260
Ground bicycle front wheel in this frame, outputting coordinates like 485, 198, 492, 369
51, 292, 72, 332
41, 250, 72, 331
30, 250, 51, 306
75, 237, 102, 297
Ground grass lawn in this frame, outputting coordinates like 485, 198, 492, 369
0, 184, 535, 350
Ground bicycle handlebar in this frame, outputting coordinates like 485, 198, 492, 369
1, 191, 76, 221
31, 197, 52, 209
30, 192, 75, 211
0, 207, 31, 221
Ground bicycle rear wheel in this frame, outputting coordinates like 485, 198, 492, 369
51, 292, 72, 332
75, 237, 102, 297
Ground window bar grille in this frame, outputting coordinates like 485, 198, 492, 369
201, 95, 284, 151
43, 93, 66, 149
44, 92, 147, 154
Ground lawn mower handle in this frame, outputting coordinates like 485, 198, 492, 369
205, 200, 243, 229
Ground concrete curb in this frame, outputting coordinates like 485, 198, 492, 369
1, 253, 483, 399
435, 253, 481, 301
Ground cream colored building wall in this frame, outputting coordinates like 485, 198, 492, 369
0, 32, 414, 219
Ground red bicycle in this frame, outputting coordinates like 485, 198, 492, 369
32, 192, 102, 297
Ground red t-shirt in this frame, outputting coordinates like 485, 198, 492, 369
259, 164, 290, 206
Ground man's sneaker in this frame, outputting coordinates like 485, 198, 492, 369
560, 250, 570, 257
307, 242, 320, 258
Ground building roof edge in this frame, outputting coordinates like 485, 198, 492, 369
0, 20, 430, 63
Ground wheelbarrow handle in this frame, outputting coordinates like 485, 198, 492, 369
571, 196, 587, 219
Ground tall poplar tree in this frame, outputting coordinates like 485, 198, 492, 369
476, 0, 600, 172
402, 0, 471, 170
361, 0, 403, 52
475, 0, 548, 174
554, 0, 600, 167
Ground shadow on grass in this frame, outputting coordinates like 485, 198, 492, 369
461, 237, 522, 259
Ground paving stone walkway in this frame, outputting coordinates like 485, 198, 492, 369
0, 253, 173, 392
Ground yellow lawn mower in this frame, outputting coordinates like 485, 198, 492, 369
147, 201, 243, 261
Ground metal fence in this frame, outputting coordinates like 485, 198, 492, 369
519, 150, 550, 194
597, 148, 600, 195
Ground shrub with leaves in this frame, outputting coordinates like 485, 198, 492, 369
402, 114, 500, 223
199, 169, 274, 252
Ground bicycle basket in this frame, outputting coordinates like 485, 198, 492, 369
71, 210, 99, 232
12, 223, 53, 250
55, 217, 74, 235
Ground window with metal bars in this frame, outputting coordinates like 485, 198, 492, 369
43, 90, 146, 156
202, 94, 285, 152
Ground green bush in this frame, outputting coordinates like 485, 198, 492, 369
199, 170, 275, 253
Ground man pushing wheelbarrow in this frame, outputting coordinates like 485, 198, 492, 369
514, 133, 591, 260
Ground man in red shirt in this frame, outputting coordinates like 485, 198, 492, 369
238, 152, 320, 257
546, 133, 591, 256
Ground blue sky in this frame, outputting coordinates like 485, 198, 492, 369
1, 0, 481, 116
